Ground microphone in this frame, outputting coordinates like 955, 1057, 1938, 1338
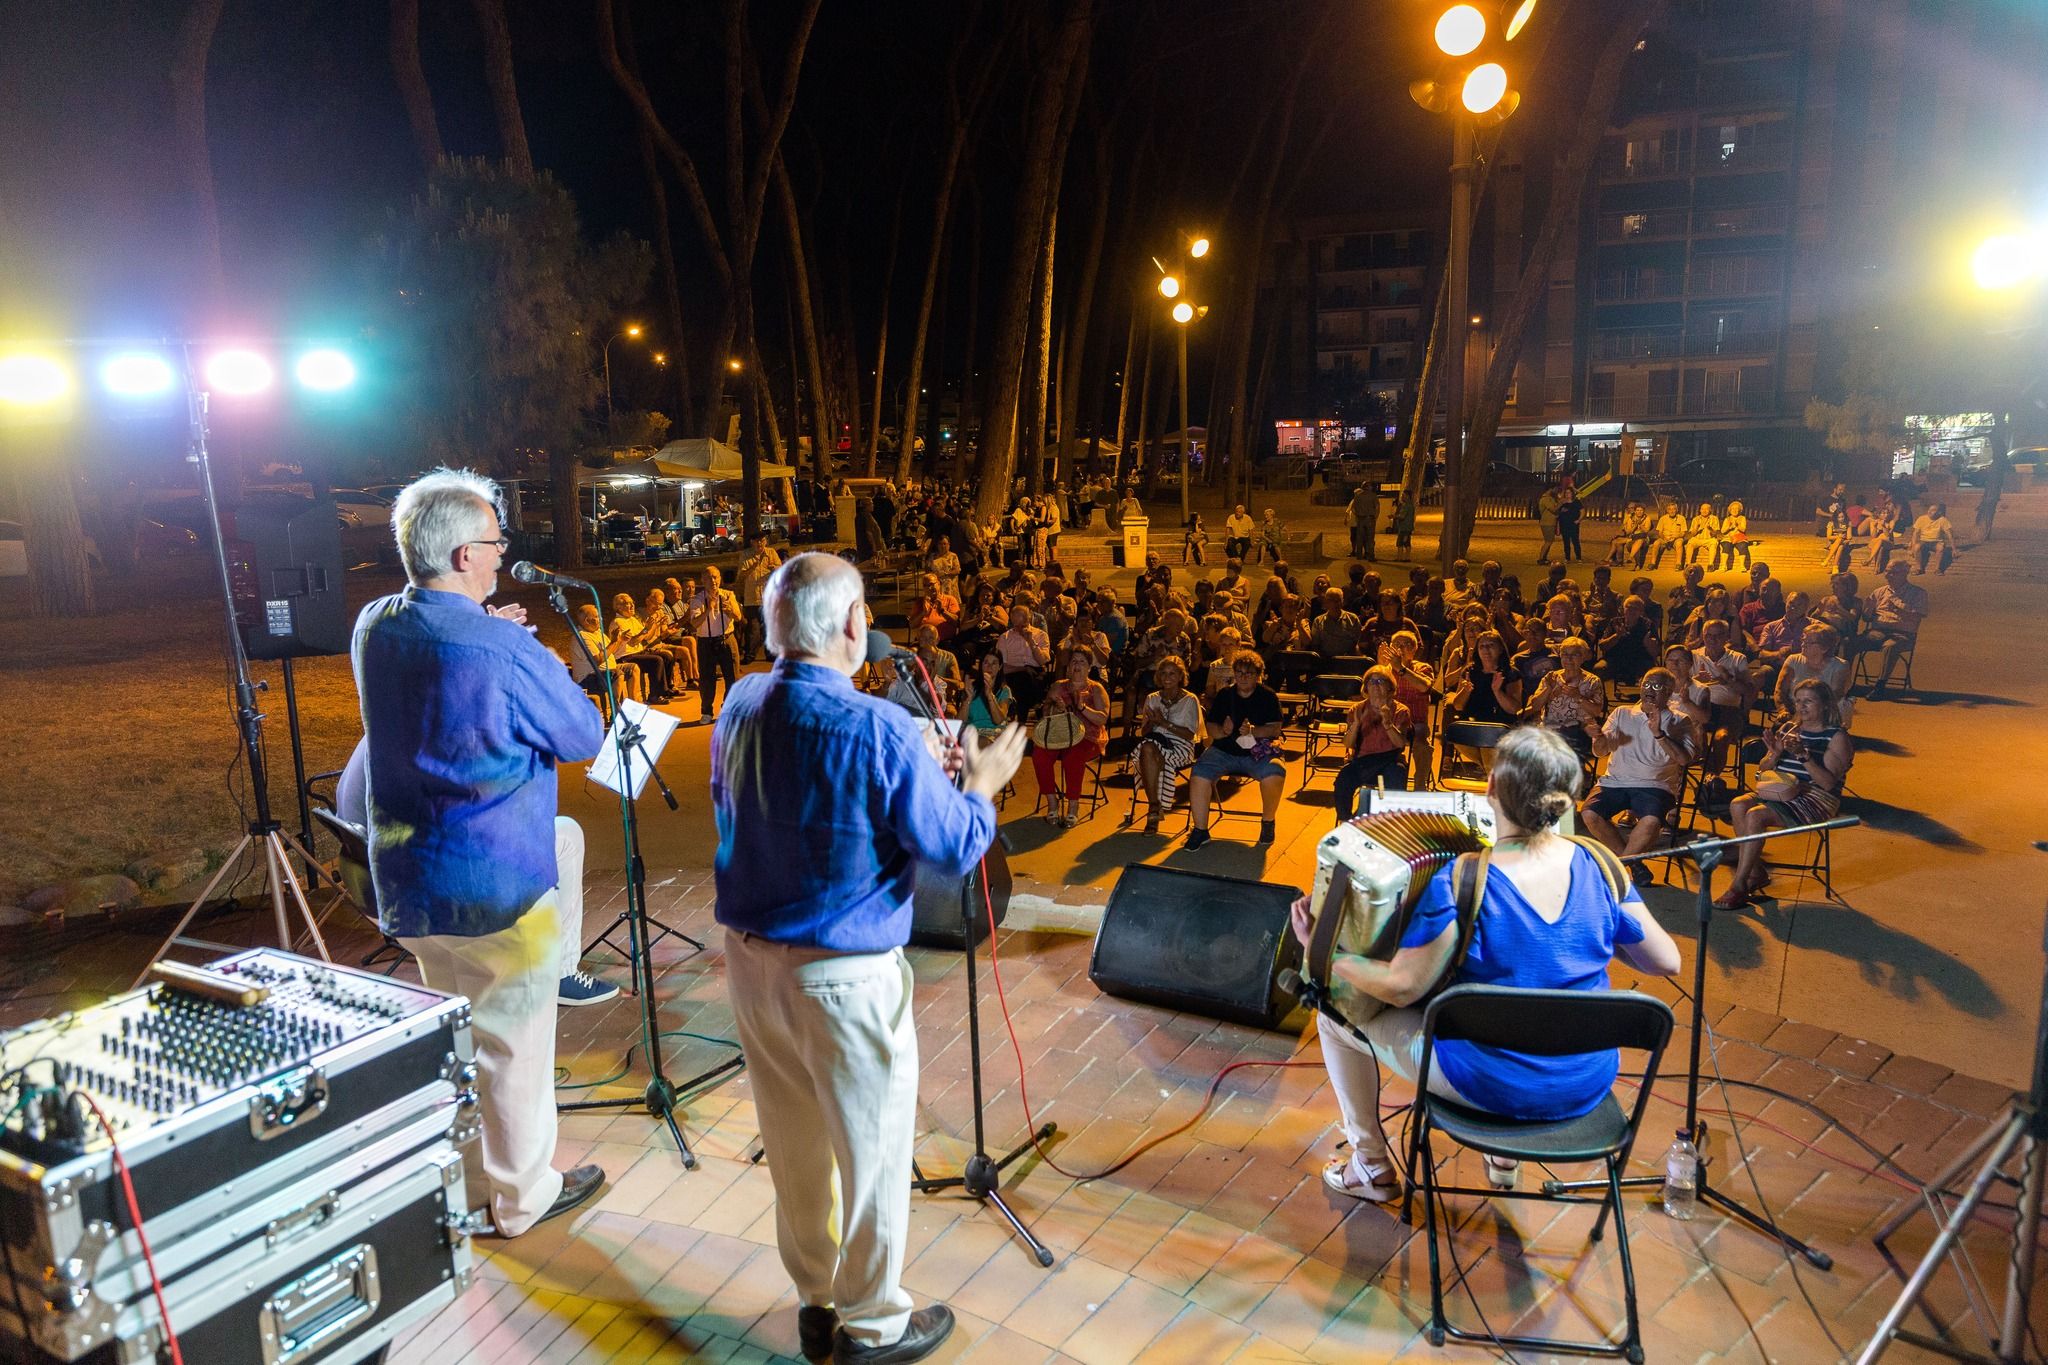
511, 560, 594, 592
865, 629, 915, 666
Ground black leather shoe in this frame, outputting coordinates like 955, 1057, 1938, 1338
798, 1306, 838, 1361
832, 1305, 956, 1364
536, 1164, 605, 1226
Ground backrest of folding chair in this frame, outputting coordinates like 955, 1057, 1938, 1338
1312, 674, 1363, 703
1425, 984, 1673, 1058
311, 807, 380, 923
1328, 654, 1371, 677
1441, 719, 1509, 750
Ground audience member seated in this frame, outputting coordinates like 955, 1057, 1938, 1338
1749, 590, 1812, 695
1685, 502, 1721, 566
1361, 590, 1420, 663
1309, 589, 1364, 658
1386, 632, 1436, 788
1737, 577, 1786, 645
1683, 584, 1743, 649
1439, 603, 1493, 680
1529, 636, 1606, 763
925, 535, 962, 599
1595, 595, 1660, 687
1333, 665, 1413, 819
1687, 619, 1754, 780
645, 586, 698, 690
961, 649, 1013, 741
607, 592, 678, 703
571, 602, 643, 704
1912, 502, 1956, 575
1185, 650, 1288, 849
1202, 628, 1250, 698
1666, 563, 1707, 624
1030, 647, 1111, 827
1716, 499, 1754, 571
1293, 726, 1683, 1201
1130, 655, 1203, 834
1539, 593, 1578, 648
1509, 615, 1558, 697
1441, 559, 1479, 612
1719, 680, 1853, 907
1813, 572, 1867, 660
1628, 576, 1664, 636
1863, 560, 1928, 696
995, 606, 1052, 714
1774, 623, 1853, 726
885, 626, 962, 715
907, 573, 962, 644
1412, 577, 1453, 651
1581, 667, 1702, 881
1648, 501, 1688, 568
1584, 565, 1621, 639
1093, 589, 1129, 659
1446, 629, 1522, 727
1610, 501, 1652, 566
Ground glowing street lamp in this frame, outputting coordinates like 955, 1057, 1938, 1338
1158, 275, 1182, 299
602, 324, 648, 433
727, 357, 744, 372
205, 349, 274, 396
1189, 236, 1211, 259
1434, 3, 1486, 55
1461, 62, 1509, 114
1972, 231, 2046, 292
1171, 301, 1194, 325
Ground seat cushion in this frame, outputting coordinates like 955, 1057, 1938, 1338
1422, 1092, 1630, 1165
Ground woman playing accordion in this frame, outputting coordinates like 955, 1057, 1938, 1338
1289, 727, 1682, 1201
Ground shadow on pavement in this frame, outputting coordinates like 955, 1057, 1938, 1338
1878, 689, 2029, 708
1844, 735, 1913, 758
1839, 795, 1983, 850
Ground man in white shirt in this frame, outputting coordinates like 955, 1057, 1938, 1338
736, 533, 782, 664
1688, 619, 1753, 778
1911, 502, 1955, 576
1582, 668, 1701, 877
686, 565, 745, 723
1224, 504, 1255, 562
1866, 559, 1929, 695
995, 607, 1052, 713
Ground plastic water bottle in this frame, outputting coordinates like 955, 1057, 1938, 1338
1663, 1132, 1699, 1220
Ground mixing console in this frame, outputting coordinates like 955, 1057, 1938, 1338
0, 953, 450, 1159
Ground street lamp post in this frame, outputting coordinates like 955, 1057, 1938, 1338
1154, 232, 1212, 526
602, 323, 644, 438
1442, 115, 1475, 575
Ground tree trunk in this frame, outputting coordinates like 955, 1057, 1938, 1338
837, 274, 864, 471
1024, 201, 1055, 496
388, 0, 445, 173
468, 0, 534, 177
1054, 131, 1112, 491
618, 1, 693, 433
1111, 307, 1137, 482
1450, 0, 1661, 561
170, 0, 227, 308
971, 0, 1095, 523
548, 444, 584, 570
1399, 277, 1449, 507
959, 173, 983, 447
771, 153, 833, 485
11, 432, 96, 617
1245, 298, 1282, 506
865, 188, 902, 477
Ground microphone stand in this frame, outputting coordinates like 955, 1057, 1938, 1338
894, 648, 1057, 1268
1543, 814, 1861, 1269
543, 581, 742, 1170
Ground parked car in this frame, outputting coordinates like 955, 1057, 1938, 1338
1669, 457, 1764, 497
1481, 461, 1546, 494
330, 488, 395, 528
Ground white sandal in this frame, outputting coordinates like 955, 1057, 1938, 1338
1323, 1152, 1403, 1203
1481, 1154, 1521, 1190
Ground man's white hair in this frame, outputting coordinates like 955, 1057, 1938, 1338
765, 552, 863, 658
393, 467, 503, 585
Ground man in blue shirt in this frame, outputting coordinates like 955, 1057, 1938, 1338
713, 552, 1026, 1365
353, 469, 608, 1239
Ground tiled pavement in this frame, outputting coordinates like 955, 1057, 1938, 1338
5, 877, 2040, 1365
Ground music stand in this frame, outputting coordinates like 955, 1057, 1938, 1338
890, 650, 1057, 1268
1544, 815, 1860, 1269
546, 586, 742, 1169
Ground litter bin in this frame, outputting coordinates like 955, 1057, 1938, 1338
1118, 515, 1148, 568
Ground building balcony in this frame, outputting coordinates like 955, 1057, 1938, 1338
1688, 257, 1783, 297
1685, 328, 1777, 357
1586, 393, 1681, 419
1593, 327, 1684, 361
1599, 152, 1688, 182
1694, 140, 1791, 175
1595, 271, 1686, 303
1597, 208, 1690, 243
1691, 203, 1789, 237
1683, 388, 1776, 416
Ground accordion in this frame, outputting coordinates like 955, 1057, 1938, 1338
1303, 798, 1491, 1027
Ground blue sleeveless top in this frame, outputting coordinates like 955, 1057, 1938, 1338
1399, 845, 1647, 1120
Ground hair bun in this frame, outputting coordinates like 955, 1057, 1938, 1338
1538, 791, 1573, 825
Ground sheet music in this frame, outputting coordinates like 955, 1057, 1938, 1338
587, 699, 681, 799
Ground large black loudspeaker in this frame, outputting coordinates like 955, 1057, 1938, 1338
228, 492, 350, 660
909, 839, 1012, 950
1090, 864, 1305, 1030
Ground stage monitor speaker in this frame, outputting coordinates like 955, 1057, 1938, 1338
1090, 864, 1305, 1030
228, 492, 350, 660
909, 839, 1012, 950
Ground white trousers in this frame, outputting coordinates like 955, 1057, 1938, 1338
396, 815, 587, 1238
723, 930, 919, 1348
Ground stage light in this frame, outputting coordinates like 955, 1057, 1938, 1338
205, 349, 273, 395
0, 353, 74, 407
1159, 275, 1181, 298
1189, 237, 1211, 258
102, 352, 177, 397
295, 348, 357, 392
1462, 62, 1509, 113
1171, 301, 1195, 324
1435, 4, 1487, 56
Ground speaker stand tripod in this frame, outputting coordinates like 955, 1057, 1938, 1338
138, 367, 337, 985
1857, 871, 2048, 1365
890, 648, 1056, 1267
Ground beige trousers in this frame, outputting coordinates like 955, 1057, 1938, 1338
722, 930, 919, 1348
397, 815, 587, 1238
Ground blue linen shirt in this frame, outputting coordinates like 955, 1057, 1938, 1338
712, 658, 997, 953
1399, 846, 1647, 1120
352, 587, 605, 939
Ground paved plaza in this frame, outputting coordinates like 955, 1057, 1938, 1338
4, 484, 2044, 1363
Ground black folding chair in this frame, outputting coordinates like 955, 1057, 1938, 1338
1402, 984, 1675, 1363
305, 800, 413, 975
1435, 717, 1509, 791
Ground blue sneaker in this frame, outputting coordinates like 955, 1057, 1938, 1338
558, 970, 620, 1007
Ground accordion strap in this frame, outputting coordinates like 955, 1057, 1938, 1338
1303, 863, 1352, 989
1442, 849, 1493, 983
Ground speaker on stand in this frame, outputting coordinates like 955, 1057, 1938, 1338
910, 839, 1013, 950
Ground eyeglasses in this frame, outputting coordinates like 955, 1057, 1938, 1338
465, 537, 510, 553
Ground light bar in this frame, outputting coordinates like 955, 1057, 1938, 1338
0, 354, 73, 407
102, 352, 177, 397
205, 349, 274, 396
295, 348, 357, 392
